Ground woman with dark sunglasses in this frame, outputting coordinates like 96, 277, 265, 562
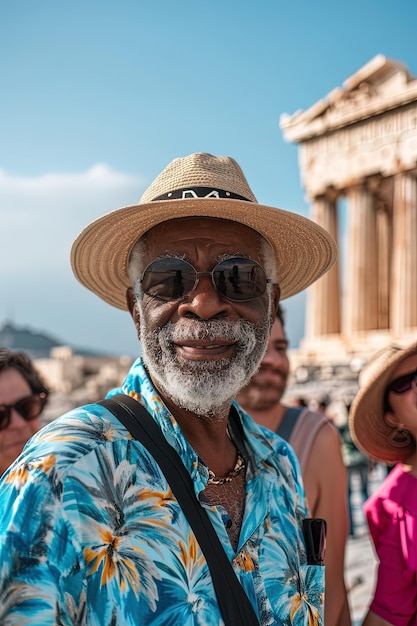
0, 348, 49, 475
350, 342, 417, 626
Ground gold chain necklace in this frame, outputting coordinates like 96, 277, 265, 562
207, 450, 246, 485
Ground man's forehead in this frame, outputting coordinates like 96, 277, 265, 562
143, 216, 261, 239
141, 217, 266, 254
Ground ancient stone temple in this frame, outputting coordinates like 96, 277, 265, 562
280, 55, 417, 366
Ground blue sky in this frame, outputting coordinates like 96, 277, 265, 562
1, 1, 416, 356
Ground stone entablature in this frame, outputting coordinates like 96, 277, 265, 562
281, 55, 417, 197
298, 104, 417, 197
281, 55, 417, 140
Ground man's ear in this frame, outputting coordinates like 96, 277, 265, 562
270, 284, 281, 326
126, 288, 140, 330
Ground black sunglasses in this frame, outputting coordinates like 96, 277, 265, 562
386, 369, 417, 395
0, 393, 47, 431
140, 256, 271, 302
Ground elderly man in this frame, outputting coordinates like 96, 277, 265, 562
0, 153, 336, 625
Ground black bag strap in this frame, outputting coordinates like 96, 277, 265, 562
99, 394, 260, 626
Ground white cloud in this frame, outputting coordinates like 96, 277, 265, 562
0, 164, 140, 193
0, 164, 147, 354
0, 164, 144, 271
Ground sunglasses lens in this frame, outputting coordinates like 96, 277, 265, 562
142, 258, 196, 300
141, 257, 268, 302
15, 394, 46, 421
388, 371, 416, 394
0, 394, 45, 431
0, 407, 9, 430
213, 258, 267, 301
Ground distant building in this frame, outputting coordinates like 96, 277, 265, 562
34, 346, 132, 395
0, 321, 133, 414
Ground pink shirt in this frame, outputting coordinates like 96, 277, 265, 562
364, 463, 417, 626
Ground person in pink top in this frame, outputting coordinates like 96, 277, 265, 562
350, 342, 417, 626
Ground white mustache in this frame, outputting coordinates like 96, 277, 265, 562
164, 319, 255, 343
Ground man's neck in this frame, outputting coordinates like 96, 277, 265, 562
247, 402, 287, 433
152, 383, 237, 477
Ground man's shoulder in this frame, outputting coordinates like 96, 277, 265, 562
295, 407, 329, 424
288, 409, 337, 471
17, 402, 129, 471
293, 408, 334, 441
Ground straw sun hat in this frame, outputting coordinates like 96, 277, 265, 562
71, 152, 337, 309
349, 342, 417, 464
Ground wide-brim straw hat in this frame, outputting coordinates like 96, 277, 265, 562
71, 152, 337, 309
349, 342, 417, 464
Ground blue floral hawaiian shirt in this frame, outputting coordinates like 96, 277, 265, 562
0, 358, 324, 625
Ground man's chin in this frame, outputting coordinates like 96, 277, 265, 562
176, 356, 235, 374
146, 361, 244, 414
249, 397, 281, 412
159, 383, 234, 417
240, 385, 284, 411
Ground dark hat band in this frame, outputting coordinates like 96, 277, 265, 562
151, 187, 253, 202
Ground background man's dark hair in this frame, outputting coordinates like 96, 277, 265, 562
0, 348, 49, 400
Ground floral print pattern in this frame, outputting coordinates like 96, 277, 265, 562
0, 358, 324, 625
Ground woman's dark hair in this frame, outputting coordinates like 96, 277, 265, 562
0, 348, 49, 401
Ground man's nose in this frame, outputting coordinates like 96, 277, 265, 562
177, 273, 233, 320
263, 348, 285, 368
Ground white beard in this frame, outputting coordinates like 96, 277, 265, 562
138, 311, 271, 417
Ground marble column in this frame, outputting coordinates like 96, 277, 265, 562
376, 205, 391, 330
390, 171, 417, 333
306, 192, 341, 339
343, 184, 378, 338
368, 175, 392, 332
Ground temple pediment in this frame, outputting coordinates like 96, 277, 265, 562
280, 55, 417, 196
280, 55, 417, 142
